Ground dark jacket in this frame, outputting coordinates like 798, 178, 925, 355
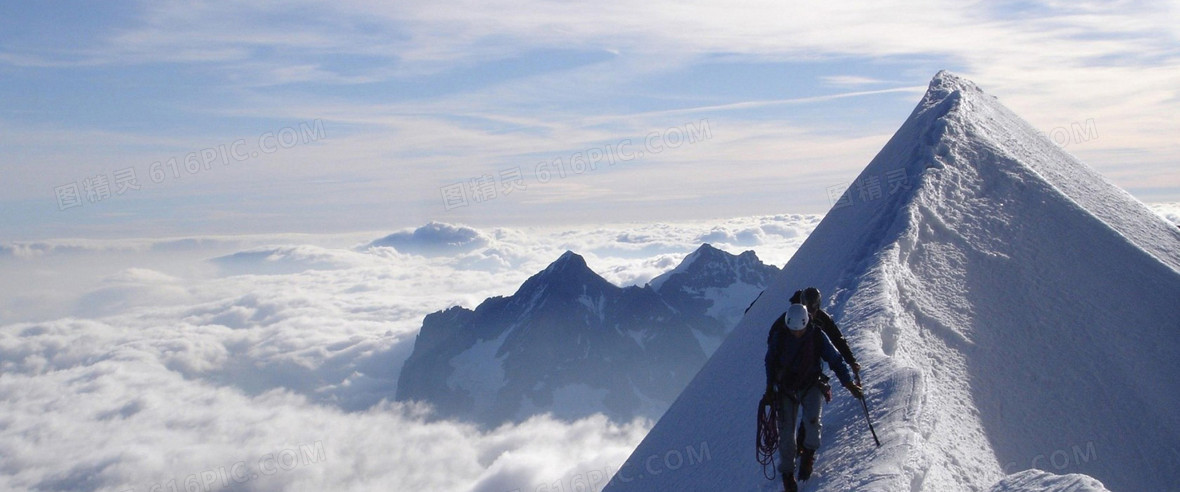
788, 289, 857, 366
811, 308, 857, 366
764, 314, 853, 392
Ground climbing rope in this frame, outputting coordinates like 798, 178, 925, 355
756, 393, 780, 481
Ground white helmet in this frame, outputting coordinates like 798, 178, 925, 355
785, 303, 809, 331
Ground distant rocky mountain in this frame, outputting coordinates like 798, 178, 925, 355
650, 244, 780, 355
395, 244, 779, 427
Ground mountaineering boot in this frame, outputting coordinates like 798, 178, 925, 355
798, 448, 816, 481
783, 474, 798, 492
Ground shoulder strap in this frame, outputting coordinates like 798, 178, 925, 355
767, 313, 786, 344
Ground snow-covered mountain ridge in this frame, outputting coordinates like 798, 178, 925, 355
604, 71, 1180, 491
396, 244, 779, 427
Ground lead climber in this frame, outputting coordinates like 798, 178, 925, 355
763, 301, 863, 492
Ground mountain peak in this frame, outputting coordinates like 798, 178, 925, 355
604, 72, 1180, 491
929, 70, 979, 94
914, 71, 1179, 270
649, 244, 778, 294
924, 70, 990, 107
544, 250, 589, 275
675, 243, 726, 270
512, 250, 613, 301
695, 242, 719, 251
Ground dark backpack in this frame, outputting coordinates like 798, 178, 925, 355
768, 315, 822, 392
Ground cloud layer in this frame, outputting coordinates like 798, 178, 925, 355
1149, 203, 1180, 227
0, 215, 820, 491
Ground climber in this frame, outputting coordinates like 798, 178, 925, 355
800, 287, 860, 385
763, 302, 863, 492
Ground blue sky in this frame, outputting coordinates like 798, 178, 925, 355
2, 1, 1178, 240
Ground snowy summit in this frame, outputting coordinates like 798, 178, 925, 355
604, 71, 1180, 491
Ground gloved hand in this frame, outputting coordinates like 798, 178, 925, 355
844, 382, 864, 400
851, 362, 862, 386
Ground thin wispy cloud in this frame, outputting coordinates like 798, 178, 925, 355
821, 75, 892, 87
590, 87, 929, 123
3, 1, 1176, 238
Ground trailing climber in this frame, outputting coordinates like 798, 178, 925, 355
799, 287, 860, 385
763, 301, 863, 492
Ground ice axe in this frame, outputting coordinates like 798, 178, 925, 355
859, 388, 881, 447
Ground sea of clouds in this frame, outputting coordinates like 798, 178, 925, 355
0, 215, 823, 492
1150, 203, 1180, 229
